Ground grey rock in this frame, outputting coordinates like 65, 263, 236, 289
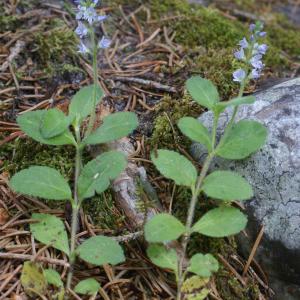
191, 78, 300, 299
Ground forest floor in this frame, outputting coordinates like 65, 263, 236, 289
0, 0, 299, 299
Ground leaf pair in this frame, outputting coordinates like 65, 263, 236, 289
186, 76, 255, 113
145, 207, 247, 242
151, 150, 253, 202
147, 245, 219, 278
178, 117, 267, 160
184, 76, 267, 158
30, 213, 124, 265
9, 150, 127, 201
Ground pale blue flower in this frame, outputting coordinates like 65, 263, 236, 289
257, 44, 268, 55
78, 41, 89, 54
233, 69, 246, 82
75, 21, 88, 38
234, 48, 245, 60
251, 68, 261, 79
83, 7, 98, 24
76, 5, 86, 20
250, 55, 264, 69
98, 36, 111, 49
239, 37, 249, 49
97, 15, 107, 22
258, 31, 266, 37
249, 24, 256, 32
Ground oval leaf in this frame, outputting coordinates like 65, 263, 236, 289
147, 244, 178, 273
77, 236, 125, 266
69, 84, 103, 121
216, 120, 267, 159
151, 150, 197, 188
83, 112, 138, 145
188, 253, 219, 277
74, 278, 100, 295
43, 269, 63, 288
78, 151, 127, 199
192, 207, 247, 237
186, 76, 219, 109
40, 108, 71, 139
10, 166, 72, 200
30, 213, 70, 255
201, 171, 253, 201
17, 110, 75, 146
21, 262, 47, 297
144, 213, 186, 242
178, 117, 212, 151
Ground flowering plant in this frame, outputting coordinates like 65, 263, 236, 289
143, 22, 268, 300
9, 0, 138, 296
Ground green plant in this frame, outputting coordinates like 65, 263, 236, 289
9, 0, 138, 296
144, 22, 268, 299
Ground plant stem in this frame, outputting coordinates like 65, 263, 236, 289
215, 79, 247, 151
66, 127, 82, 290
177, 153, 214, 299
85, 28, 99, 137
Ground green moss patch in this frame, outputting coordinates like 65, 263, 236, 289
1, 139, 75, 180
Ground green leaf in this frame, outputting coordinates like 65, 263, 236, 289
151, 150, 197, 188
17, 110, 75, 146
21, 262, 47, 297
69, 84, 103, 121
83, 112, 138, 145
10, 166, 71, 200
216, 120, 267, 159
144, 213, 186, 242
74, 278, 100, 295
188, 253, 219, 277
30, 213, 70, 255
78, 151, 127, 199
186, 76, 219, 109
192, 207, 247, 237
178, 117, 212, 151
40, 108, 71, 139
201, 171, 253, 201
213, 96, 255, 114
43, 269, 63, 288
147, 244, 178, 273
77, 236, 125, 266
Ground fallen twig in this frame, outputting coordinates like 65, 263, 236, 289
114, 76, 177, 93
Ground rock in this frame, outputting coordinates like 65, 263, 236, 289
191, 78, 300, 299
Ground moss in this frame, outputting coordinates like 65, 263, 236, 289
0, 139, 75, 180
150, 0, 246, 49
33, 19, 78, 70
267, 21, 300, 58
82, 190, 124, 230
0, 15, 20, 32
188, 48, 241, 99
216, 269, 260, 300
149, 93, 202, 149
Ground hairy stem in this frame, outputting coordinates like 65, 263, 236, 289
215, 79, 247, 151
176, 154, 213, 299
85, 28, 99, 137
66, 127, 82, 290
